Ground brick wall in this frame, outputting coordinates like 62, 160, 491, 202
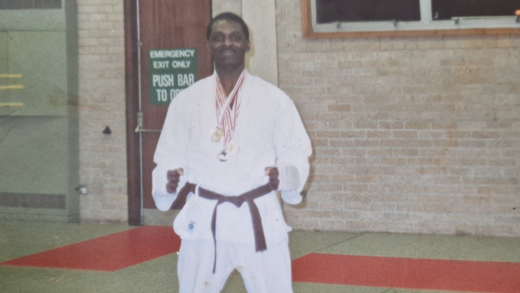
74, 0, 520, 236
77, 0, 128, 223
277, 0, 520, 236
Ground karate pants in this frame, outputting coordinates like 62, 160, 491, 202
177, 238, 293, 293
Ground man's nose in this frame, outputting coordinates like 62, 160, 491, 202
222, 36, 233, 46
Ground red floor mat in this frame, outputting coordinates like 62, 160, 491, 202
1, 226, 180, 271
292, 253, 520, 293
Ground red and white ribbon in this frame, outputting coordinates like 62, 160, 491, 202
215, 69, 247, 146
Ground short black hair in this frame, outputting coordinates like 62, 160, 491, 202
206, 12, 250, 40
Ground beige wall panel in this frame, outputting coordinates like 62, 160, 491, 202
212, 0, 242, 16
242, 0, 279, 86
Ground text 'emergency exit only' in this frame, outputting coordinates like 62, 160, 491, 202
148, 48, 197, 105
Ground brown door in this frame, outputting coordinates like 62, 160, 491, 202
125, 0, 212, 224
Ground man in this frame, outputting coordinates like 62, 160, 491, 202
152, 12, 312, 293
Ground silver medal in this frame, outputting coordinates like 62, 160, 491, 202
218, 150, 229, 162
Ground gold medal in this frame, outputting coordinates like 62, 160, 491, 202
225, 140, 240, 155
210, 126, 224, 142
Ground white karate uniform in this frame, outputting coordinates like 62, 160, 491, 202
152, 71, 312, 293
177, 239, 293, 293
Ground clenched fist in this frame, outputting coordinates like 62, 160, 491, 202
265, 167, 279, 191
166, 168, 184, 193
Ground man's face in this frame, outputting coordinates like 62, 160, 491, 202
207, 19, 250, 70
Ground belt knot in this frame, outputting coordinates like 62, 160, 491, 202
176, 182, 273, 274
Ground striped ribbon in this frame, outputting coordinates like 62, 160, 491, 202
215, 70, 247, 145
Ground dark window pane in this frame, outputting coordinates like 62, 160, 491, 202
317, 0, 421, 23
432, 0, 520, 20
0, 0, 61, 9
0, 193, 66, 209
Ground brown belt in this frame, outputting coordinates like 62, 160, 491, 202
173, 182, 273, 273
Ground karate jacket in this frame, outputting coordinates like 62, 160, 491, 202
152, 71, 312, 246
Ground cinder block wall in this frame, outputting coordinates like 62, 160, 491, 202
77, 0, 128, 223
277, 0, 520, 236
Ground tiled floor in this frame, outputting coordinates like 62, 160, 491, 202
1, 220, 520, 293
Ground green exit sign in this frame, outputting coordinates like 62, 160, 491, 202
148, 48, 197, 105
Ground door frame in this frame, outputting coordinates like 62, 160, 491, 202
123, 0, 213, 225
124, 0, 141, 226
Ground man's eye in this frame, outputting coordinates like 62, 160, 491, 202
231, 35, 243, 41
210, 35, 223, 42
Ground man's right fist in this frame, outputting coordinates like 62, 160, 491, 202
166, 168, 184, 193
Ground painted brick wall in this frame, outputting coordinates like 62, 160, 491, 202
77, 0, 128, 223
277, 0, 520, 236
74, 0, 520, 237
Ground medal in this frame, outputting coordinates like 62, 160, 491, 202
218, 141, 239, 162
218, 150, 229, 162
214, 70, 247, 162
210, 126, 224, 142
225, 140, 240, 155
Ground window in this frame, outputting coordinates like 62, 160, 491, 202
302, 0, 520, 37
317, 0, 421, 23
432, 0, 520, 20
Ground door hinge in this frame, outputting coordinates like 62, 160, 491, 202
135, 111, 161, 133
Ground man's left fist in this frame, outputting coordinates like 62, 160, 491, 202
265, 167, 279, 191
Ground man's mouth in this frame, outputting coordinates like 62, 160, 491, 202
219, 48, 236, 56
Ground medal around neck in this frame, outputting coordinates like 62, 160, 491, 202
225, 140, 240, 155
210, 126, 224, 142
218, 150, 229, 162
218, 141, 239, 162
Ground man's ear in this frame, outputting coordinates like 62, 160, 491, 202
246, 41, 251, 53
